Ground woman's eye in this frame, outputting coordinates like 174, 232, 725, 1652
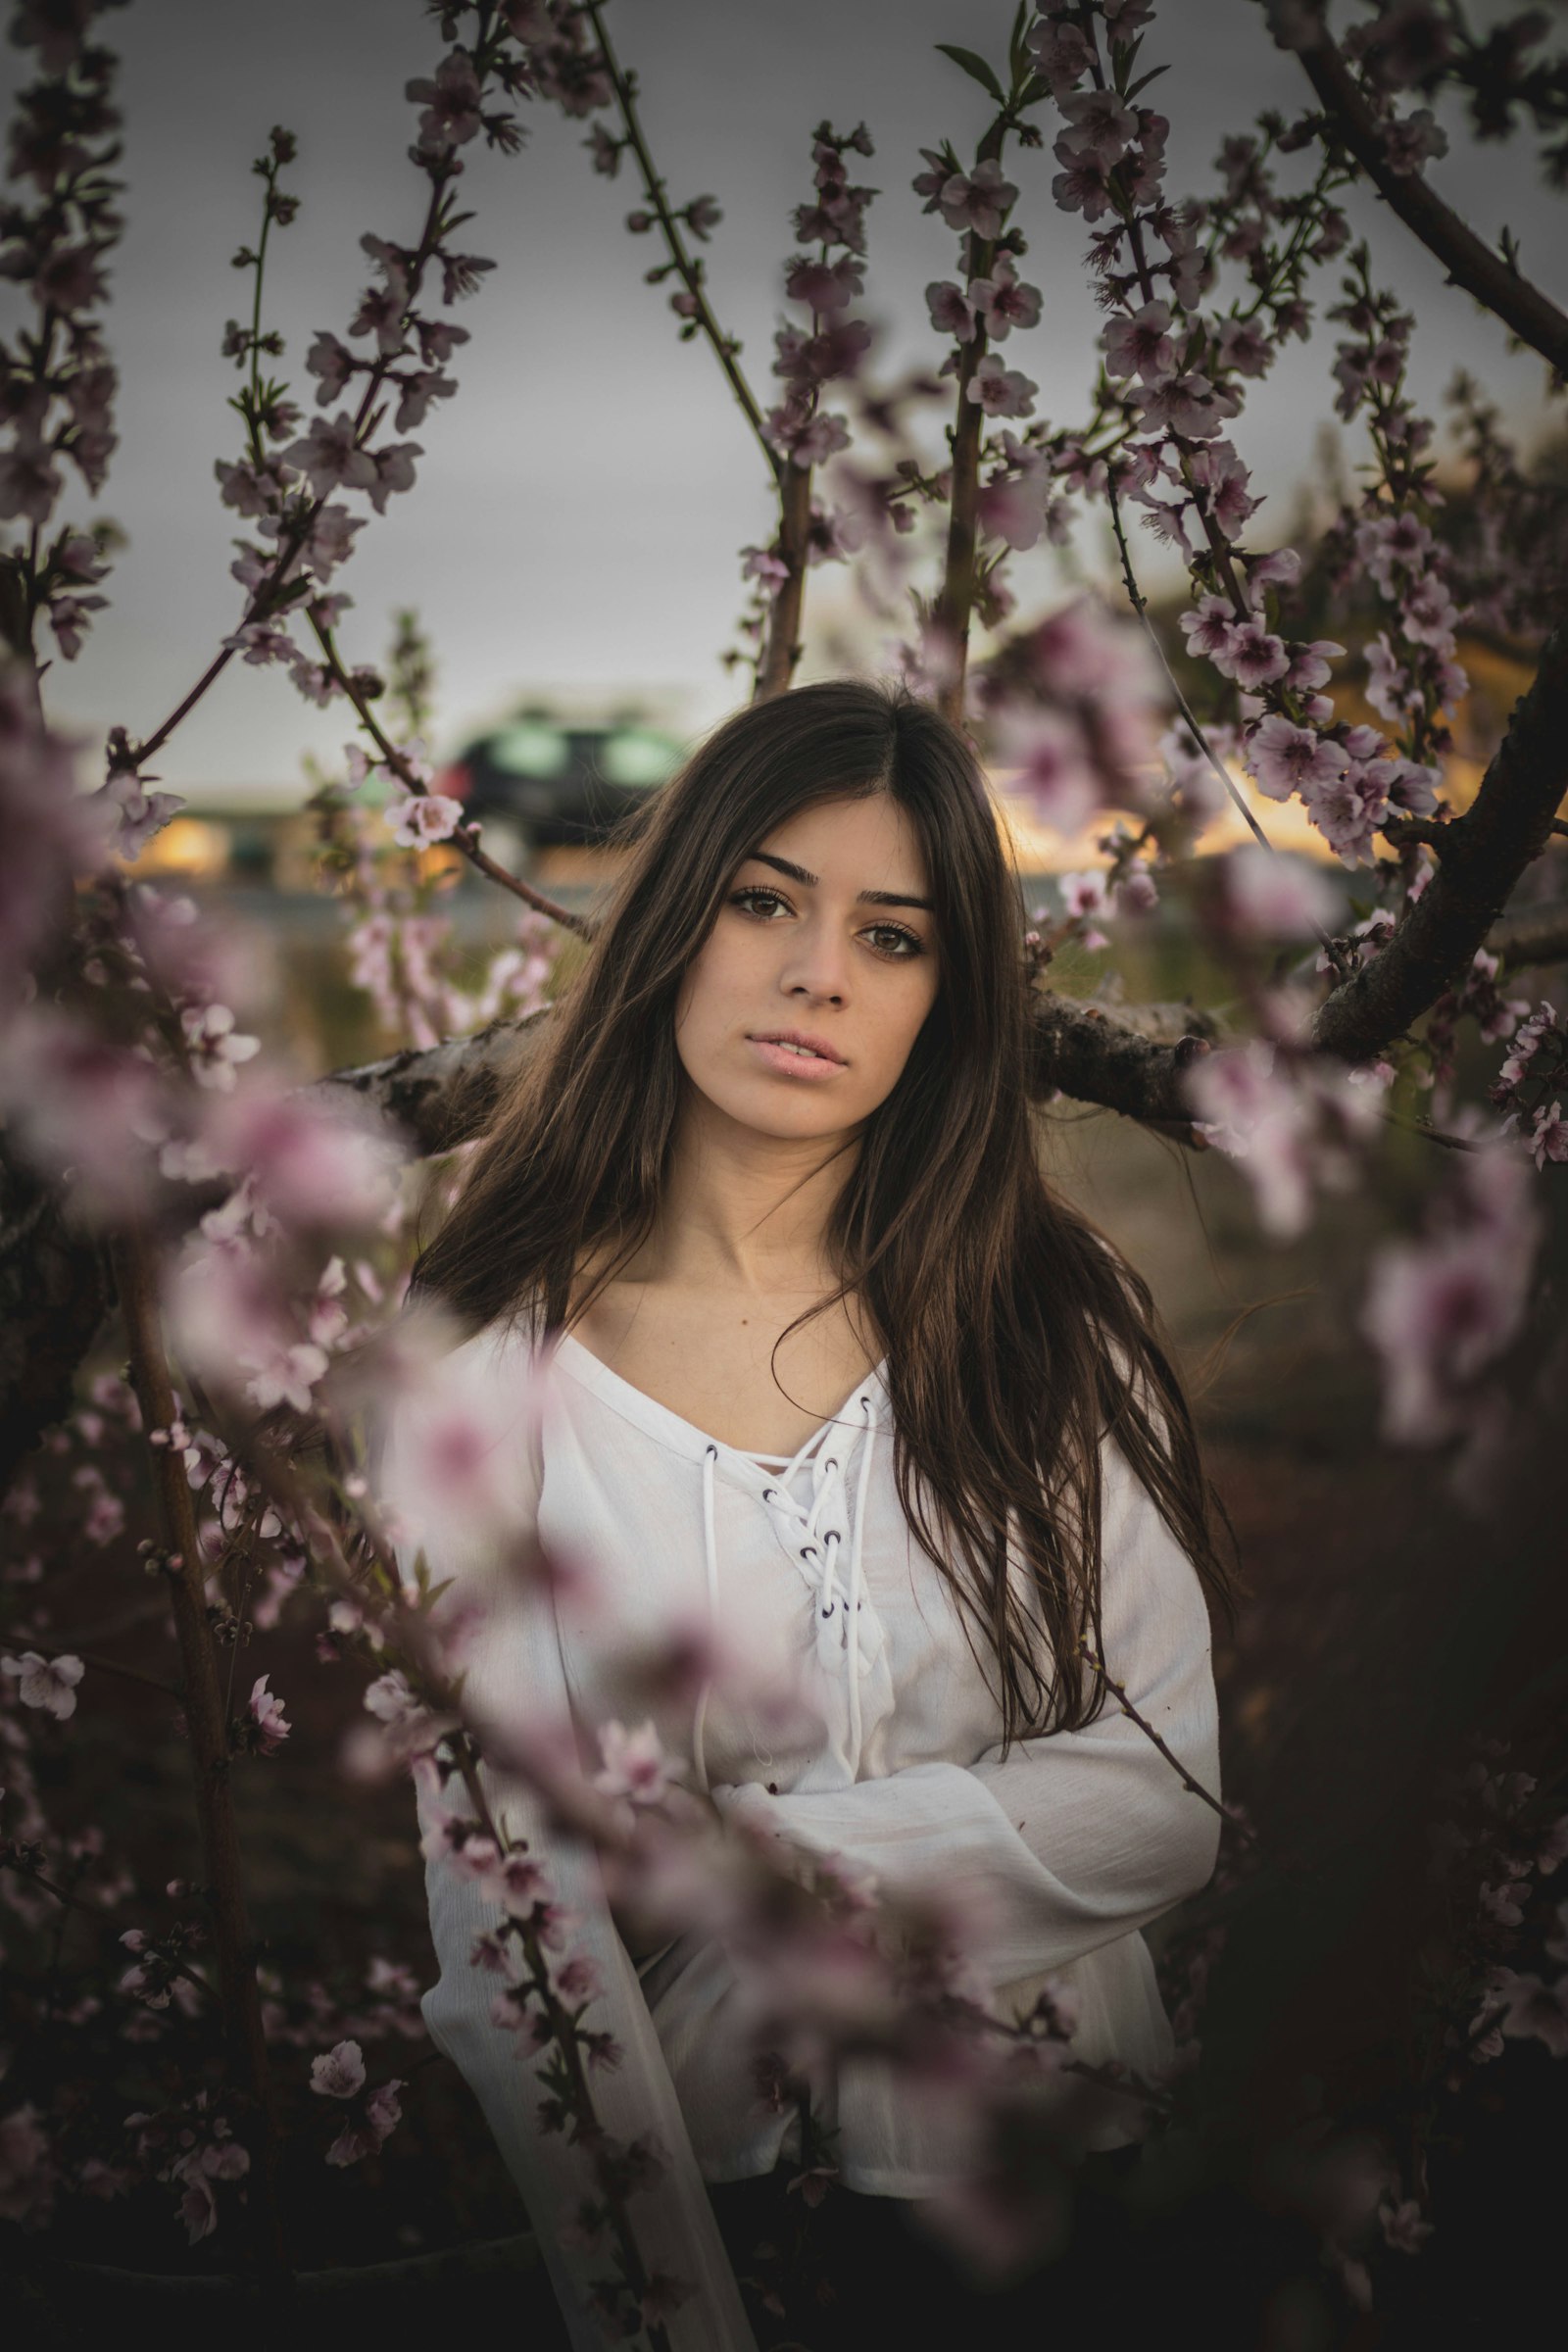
728, 889, 923, 959
865, 923, 924, 958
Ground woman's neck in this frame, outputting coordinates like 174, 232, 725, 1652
628, 1097, 859, 1299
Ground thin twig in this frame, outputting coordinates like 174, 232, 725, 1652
584, 0, 777, 479
308, 616, 592, 938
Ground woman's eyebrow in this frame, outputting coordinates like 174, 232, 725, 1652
744, 848, 935, 913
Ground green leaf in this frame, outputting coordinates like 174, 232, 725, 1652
1008, 0, 1030, 81
934, 42, 1006, 104
1126, 64, 1170, 100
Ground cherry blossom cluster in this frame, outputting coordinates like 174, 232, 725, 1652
1041, 10, 1451, 878
309, 2035, 406, 2170
1440, 372, 1568, 642
0, 2, 121, 663
1490, 999, 1568, 1169
1331, 1, 1568, 188
1423, 1739, 1568, 2076
1320, 248, 1465, 781
145, 5, 543, 799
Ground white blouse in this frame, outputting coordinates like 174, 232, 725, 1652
375, 1316, 1221, 2352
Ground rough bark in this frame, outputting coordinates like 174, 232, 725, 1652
1290, 24, 1568, 378
1315, 617, 1568, 1058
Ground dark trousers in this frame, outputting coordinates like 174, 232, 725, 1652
709, 2166, 1097, 2352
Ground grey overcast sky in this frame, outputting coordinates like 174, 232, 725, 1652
14, 0, 1563, 794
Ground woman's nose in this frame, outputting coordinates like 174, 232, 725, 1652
779, 920, 851, 1004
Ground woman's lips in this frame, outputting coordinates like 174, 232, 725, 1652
747, 1037, 847, 1080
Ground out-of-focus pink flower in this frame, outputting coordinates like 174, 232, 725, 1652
311, 2039, 368, 2099
1057, 869, 1110, 952
1361, 1149, 1541, 1443
595, 1717, 672, 1808
1222, 846, 1339, 940
1, 1649, 84, 1720
1494, 1970, 1568, 2057
0, 1005, 167, 1219
990, 706, 1101, 837
249, 1674, 291, 1755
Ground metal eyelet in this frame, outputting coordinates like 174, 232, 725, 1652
821, 1603, 835, 1618
801, 1544, 818, 1561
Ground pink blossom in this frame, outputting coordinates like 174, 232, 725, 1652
1213, 619, 1290, 689
1495, 1972, 1568, 2057
0, 1007, 166, 1219
1223, 846, 1339, 940
1052, 144, 1113, 220
389, 791, 465, 849
1246, 546, 1302, 602
2, 1649, 84, 1720
1179, 594, 1238, 662
1027, 16, 1094, 95
1361, 1157, 1540, 1442
281, 412, 376, 498
406, 49, 484, 148
1283, 640, 1345, 694
1057, 86, 1138, 170
1103, 300, 1176, 386
1380, 2197, 1435, 2254
1382, 107, 1447, 173
1303, 760, 1390, 868
967, 255, 1041, 341
925, 279, 978, 341
1215, 316, 1273, 378
1365, 631, 1418, 718
305, 331, 356, 404
179, 1003, 262, 1092
1057, 869, 1110, 952
327, 2078, 405, 2166
249, 1674, 291, 1755
965, 355, 1038, 418
1187, 439, 1256, 535
783, 254, 862, 313
991, 705, 1101, 835
1401, 575, 1460, 650
937, 160, 1018, 239
1531, 1102, 1568, 1170
1245, 714, 1349, 802
596, 1717, 672, 1808
1134, 371, 1239, 440
311, 2038, 368, 2099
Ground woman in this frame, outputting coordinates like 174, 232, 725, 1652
375, 678, 1230, 2352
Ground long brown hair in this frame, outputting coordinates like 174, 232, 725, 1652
411, 678, 1232, 1745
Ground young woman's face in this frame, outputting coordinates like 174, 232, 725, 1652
673, 792, 941, 1141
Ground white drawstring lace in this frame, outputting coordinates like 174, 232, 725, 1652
690, 1388, 881, 1794
692, 1441, 721, 1795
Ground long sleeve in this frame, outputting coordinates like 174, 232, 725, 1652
710, 1430, 1220, 1996
374, 1334, 760, 2352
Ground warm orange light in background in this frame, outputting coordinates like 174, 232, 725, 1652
123, 815, 228, 879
